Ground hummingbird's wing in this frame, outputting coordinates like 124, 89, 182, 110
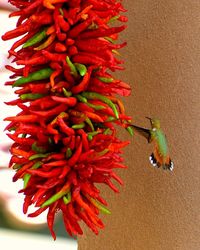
130, 125, 151, 143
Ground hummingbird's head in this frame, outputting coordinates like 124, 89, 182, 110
146, 117, 161, 129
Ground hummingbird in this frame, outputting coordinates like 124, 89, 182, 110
130, 117, 174, 171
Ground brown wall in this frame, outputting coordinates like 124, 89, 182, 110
78, 1, 200, 249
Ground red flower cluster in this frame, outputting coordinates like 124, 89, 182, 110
2, 0, 133, 239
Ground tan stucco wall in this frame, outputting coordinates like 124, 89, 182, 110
78, 1, 200, 250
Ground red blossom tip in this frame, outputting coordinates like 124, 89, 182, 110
3, 0, 132, 239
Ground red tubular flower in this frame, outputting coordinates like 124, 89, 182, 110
2, 0, 134, 239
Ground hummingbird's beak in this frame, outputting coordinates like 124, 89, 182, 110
145, 117, 153, 126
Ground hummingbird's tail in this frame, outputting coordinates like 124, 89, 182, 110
149, 153, 174, 171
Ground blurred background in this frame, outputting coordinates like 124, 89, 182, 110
0, 3, 77, 249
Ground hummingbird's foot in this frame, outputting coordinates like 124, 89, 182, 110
162, 165, 168, 170
162, 161, 174, 171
